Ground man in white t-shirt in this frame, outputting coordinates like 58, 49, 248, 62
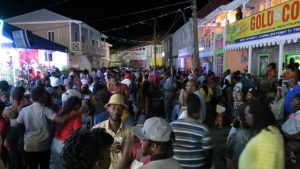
49, 72, 60, 87
61, 81, 82, 105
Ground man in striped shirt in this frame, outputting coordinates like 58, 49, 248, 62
171, 93, 212, 169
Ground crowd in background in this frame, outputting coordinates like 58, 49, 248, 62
0, 61, 299, 169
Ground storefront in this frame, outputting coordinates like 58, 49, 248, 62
178, 47, 193, 69
197, 0, 247, 75
0, 21, 69, 85
226, 0, 300, 78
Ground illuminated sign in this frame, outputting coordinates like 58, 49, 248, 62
226, 0, 300, 44
215, 33, 224, 54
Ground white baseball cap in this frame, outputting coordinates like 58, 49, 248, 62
132, 117, 172, 142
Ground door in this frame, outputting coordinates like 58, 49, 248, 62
258, 54, 269, 77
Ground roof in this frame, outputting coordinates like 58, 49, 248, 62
5, 9, 107, 38
2, 22, 68, 52
198, 0, 248, 26
197, 0, 231, 18
5, 9, 81, 24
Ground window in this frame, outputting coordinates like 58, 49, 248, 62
258, 55, 269, 77
153, 46, 162, 53
48, 31, 54, 41
81, 28, 88, 43
74, 31, 79, 42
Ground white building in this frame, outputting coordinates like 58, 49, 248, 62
5, 9, 112, 71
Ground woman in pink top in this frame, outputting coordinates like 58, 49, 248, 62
50, 96, 83, 169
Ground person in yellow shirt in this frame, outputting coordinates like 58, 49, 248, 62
239, 100, 284, 169
199, 81, 213, 123
93, 94, 133, 169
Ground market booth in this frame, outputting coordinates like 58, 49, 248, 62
0, 20, 68, 85
226, 0, 300, 78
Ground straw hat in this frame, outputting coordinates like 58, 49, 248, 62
105, 94, 128, 109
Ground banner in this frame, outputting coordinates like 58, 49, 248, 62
215, 33, 224, 54
227, 0, 300, 44
122, 47, 147, 60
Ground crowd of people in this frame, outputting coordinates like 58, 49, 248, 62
0, 63, 299, 169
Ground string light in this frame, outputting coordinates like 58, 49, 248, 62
101, 6, 192, 32
107, 34, 152, 43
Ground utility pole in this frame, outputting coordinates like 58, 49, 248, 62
192, 0, 200, 71
153, 19, 157, 67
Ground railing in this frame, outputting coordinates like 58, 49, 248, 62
71, 41, 106, 56
200, 34, 215, 50
71, 42, 81, 52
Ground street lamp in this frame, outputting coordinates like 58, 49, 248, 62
141, 19, 157, 67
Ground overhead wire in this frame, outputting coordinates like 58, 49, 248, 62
101, 5, 192, 32
162, 12, 182, 38
28, 5, 191, 34
86, 0, 191, 23
20, 1, 192, 44
47, 0, 70, 8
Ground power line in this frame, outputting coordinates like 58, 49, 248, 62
101, 6, 192, 33
28, 6, 191, 34
162, 12, 182, 38
47, 0, 70, 8
86, 1, 191, 23
107, 34, 152, 43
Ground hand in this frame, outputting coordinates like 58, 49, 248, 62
116, 136, 134, 169
110, 142, 121, 153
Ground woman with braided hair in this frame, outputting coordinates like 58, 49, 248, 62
62, 128, 114, 169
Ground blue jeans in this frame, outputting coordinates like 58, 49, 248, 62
50, 138, 64, 169
170, 104, 180, 122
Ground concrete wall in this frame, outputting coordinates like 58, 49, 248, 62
172, 21, 193, 57
225, 49, 248, 72
250, 41, 300, 76
251, 45, 279, 76
283, 42, 300, 58
14, 23, 70, 47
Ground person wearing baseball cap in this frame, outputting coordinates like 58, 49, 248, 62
132, 117, 182, 169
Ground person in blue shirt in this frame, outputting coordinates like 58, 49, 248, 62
284, 77, 300, 119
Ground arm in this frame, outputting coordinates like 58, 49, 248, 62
178, 89, 185, 107
2, 106, 18, 119
116, 136, 134, 169
53, 101, 88, 124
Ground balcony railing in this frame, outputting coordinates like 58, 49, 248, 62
200, 35, 215, 50
71, 41, 106, 57
71, 42, 81, 52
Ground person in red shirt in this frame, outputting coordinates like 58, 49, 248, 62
109, 75, 129, 97
50, 96, 84, 169
266, 62, 277, 79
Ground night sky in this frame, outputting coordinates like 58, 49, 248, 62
0, 0, 210, 48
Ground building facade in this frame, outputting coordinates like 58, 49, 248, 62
226, 0, 300, 78
5, 9, 112, 71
